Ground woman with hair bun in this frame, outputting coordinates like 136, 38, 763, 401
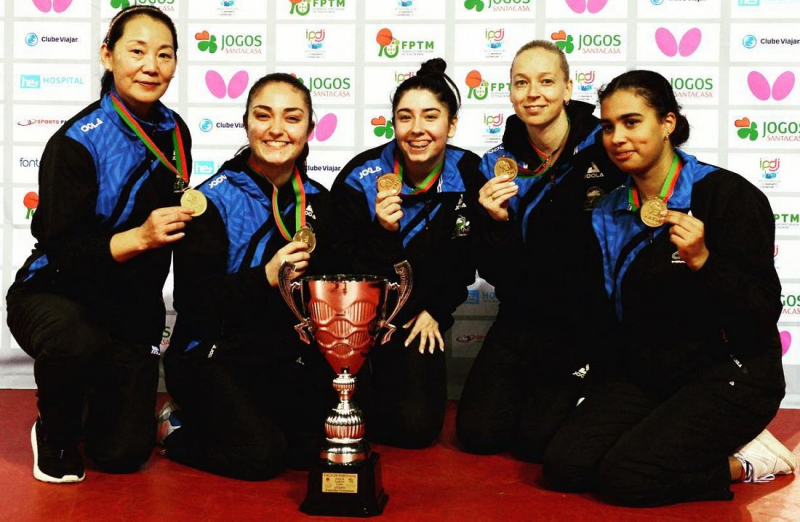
330, 58, 483, 448
6, 5, 192, 483
543, 69, 796, 506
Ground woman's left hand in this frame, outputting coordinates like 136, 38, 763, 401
661, 209, 710, 271
403, 310, 444, 354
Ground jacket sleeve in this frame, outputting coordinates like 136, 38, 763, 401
31, 135, 117, 278
695, 174, 782, 345
172, 201, 274, 320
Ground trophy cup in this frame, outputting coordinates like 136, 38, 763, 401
278, 260, 412, 517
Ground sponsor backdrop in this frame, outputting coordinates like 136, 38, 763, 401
1, 0, 799, 406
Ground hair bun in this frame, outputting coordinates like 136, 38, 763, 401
418, 58, 447, 76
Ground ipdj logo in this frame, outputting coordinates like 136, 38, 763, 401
748, 71, 795, 101
565, 0, 609, 14
205, 70, 249, 99
24, 192, 39, 219
760, 157, 780, 179
742, 35, 757, 49
306, 29, 325, 50
485, 29, 504, 49
739, 0, 760, 6
575, 71, 595, 91
398, 0, 413, 6
26, 33, 39, 46
655, 27, 702, 57
394, 71, 415, 84
371, 116, 394, 139
485, 113, 504, 134
199, 118, 213, 132
221, 0, 236, 6
308, 113, 337, 142
20, 75, 41, 89
32, 0, 73, 13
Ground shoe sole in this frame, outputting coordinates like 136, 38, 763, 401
756, 429, 799, 475
31, 424, 85, 484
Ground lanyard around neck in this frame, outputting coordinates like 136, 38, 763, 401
628, 154, 681, 210
110, 94, 188, 186
394, 152, 443, 195
247, 156, 306, 241
519, 117, 571, 179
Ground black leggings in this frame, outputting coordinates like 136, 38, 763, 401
456, 322, 589, 462
163, 344, 335, 481
543, 356, 784, 506
7, 290, 159, 473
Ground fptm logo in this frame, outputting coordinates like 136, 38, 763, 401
748, 71, 795, 101
565, 0, 609, 14
24, 192, 39, 219
464, 70, 509, 100
32, 0, 72, 13
371, 116, 394, 139
655, 28, 702, 57
289, 0, 345, 15
375, 28, 433, 58
205, 70, 249, 99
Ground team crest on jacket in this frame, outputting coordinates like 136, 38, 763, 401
583, 186, 605, 211
452, 215, 470, 238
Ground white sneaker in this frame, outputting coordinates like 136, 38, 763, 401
734, 429, 798, 483
156, 401, 182, 446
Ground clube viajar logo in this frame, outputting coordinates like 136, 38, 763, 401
376, 28, 433, 58
735, 116, 800, 142
550, 29, 621, 54
464, 70, 509, 100
288, 0, 346, 16
195, 29, 263, 55
463, 0, 531, 13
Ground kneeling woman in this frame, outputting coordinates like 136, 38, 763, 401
543, 70, 796, 506
161, 74, 334, 480
330, 59, 483, 448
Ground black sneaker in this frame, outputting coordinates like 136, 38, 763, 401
31, 419, 85, 483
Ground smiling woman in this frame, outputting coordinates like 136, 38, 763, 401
6, 5, 193, 484
329, 58, 484, 450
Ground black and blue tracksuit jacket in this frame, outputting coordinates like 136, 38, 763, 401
8, 91, 192, 345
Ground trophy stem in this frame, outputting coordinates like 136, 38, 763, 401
322, 368, 369, 464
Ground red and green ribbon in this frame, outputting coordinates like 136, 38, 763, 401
248, 156, 306, 241
394, 152, 443, 195
110, 94, 188, 185
628, 154, 682, 210
519, 117, 571, 179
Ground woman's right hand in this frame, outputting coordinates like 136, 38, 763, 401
478, 175, 518, 222
375, 189, 403, 232
111, 206, 194, 262
265, 241, 311, 287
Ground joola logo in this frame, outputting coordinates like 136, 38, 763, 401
208, 174, 228, 188
80, 117, 103, 132
358, 166, 381, 179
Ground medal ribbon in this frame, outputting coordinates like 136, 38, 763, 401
247, 156, 306, 241
394, 152, 443, 195
628, 154, 682, 210
518, 117, 571, 178
110, 94, 188, 185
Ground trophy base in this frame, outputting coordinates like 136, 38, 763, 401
300, 453, 388, 517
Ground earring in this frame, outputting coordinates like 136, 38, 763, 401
564, 99, 571, 106
664, 133, 670, 142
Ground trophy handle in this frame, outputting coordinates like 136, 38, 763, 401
278, 261, 312, 344
379, 260, 413, 344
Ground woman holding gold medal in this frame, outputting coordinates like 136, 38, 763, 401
542, 70, 796, 506
160, 73, 336, 480
6, 6, 193, 483
456, 40, 626, 462
330, 58, 483, 448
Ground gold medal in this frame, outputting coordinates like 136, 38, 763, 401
640, 198, 667, 228
293, 226, 317, 253
376, 173, 402, 194
180, 189, 207, 217
494, 157, 518, 180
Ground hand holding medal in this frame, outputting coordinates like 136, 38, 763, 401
478, 157, 519, 222
662, 209, 709, 271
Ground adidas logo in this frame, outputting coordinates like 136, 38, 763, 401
572, 364, 590, 379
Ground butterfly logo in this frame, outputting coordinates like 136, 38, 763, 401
747, 71, 795, 101
309, 113, 337, 142
205, 71, 249, 99
655, 27, 702, 57
32, 0, 72, 12
564, 0, 608, 14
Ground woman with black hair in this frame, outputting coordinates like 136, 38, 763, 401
330, 58, 483, 448
543, 69, 796, 506
159, 73, 335, 481
6, 5, 192, 482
